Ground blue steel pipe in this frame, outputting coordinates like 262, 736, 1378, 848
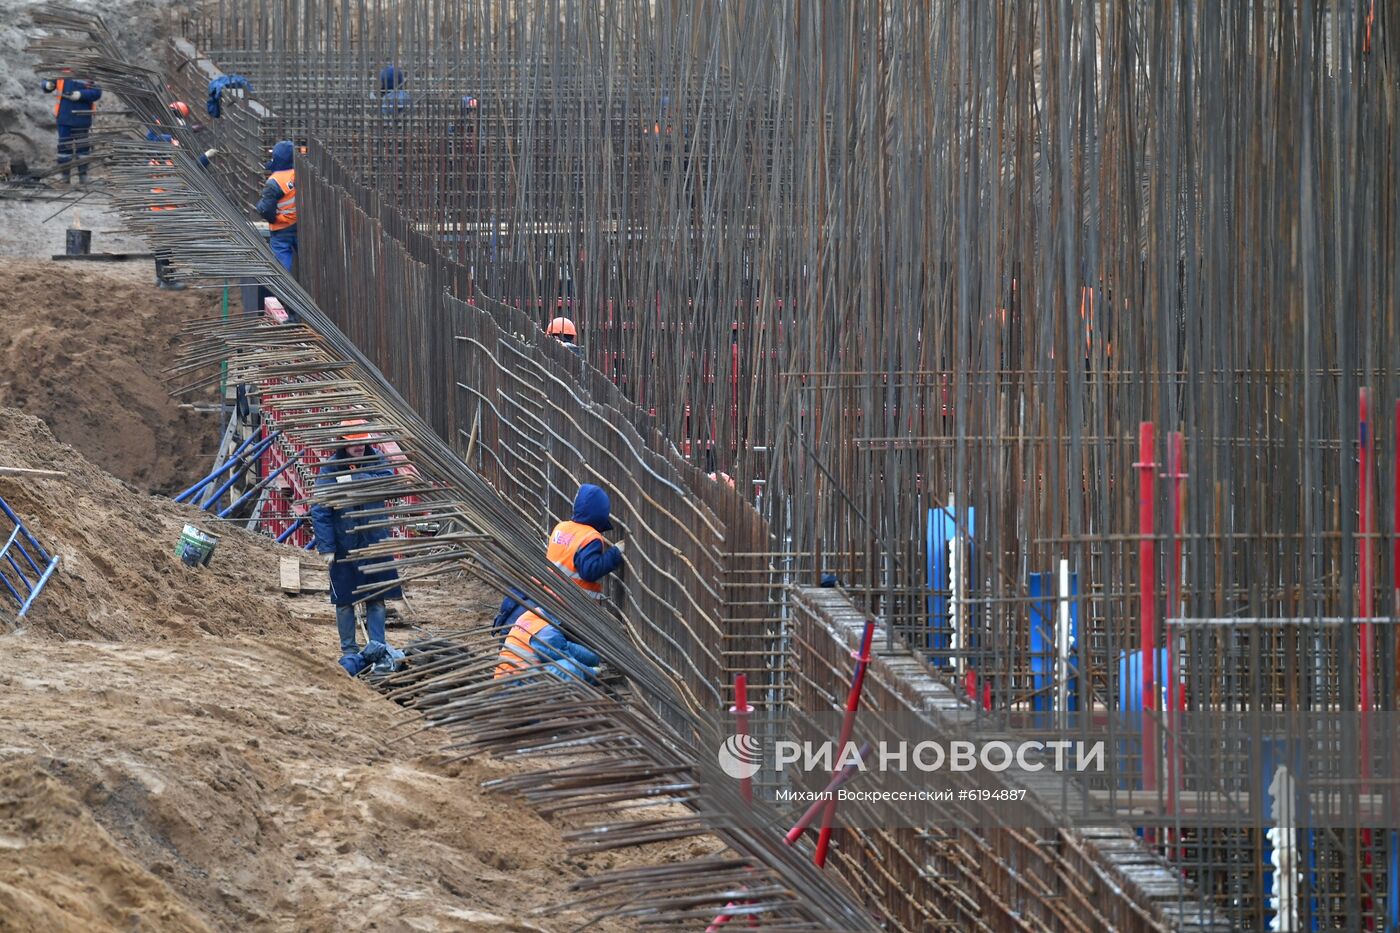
174, 430, 269, 503
0, 567, 23, 606
217, 451, 303, 518
17, 555, 60, 617
274, 518, 304, 543
0, 495, 52, 565
200, 435, 278, 512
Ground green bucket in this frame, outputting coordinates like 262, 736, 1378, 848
175, 523, 220, 567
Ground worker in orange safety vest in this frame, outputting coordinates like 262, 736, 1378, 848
256, 140, 298, 272
41, 70, 101, 184
494, 609, 601, 682
546, 484, 624, 600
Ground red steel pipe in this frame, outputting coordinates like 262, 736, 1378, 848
1137, 422, 1158, 793
813, 619, 876, 867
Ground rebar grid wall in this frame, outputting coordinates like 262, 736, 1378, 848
291, 134, 1227, 933
180, 1, 1400, 927
786, 586, 1231, 933
297, 140, 780, 719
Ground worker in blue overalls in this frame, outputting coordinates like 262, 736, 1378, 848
42, 70, 102, 184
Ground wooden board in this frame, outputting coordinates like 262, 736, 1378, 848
0, 466, 68, 478
278, 556, 301, 594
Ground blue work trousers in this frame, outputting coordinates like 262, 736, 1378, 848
56, 125, 90, 179
336, 599, 386, 655
270, 229, 297, 273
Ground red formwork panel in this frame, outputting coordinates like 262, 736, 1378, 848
248, 297, 420, 548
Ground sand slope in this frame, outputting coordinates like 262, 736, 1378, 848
0, 405, 630, 931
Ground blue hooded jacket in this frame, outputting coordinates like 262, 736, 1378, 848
310, 444, 404, 606
378, 65, 404, 91
569, 484, 623, 583
48, 78, 101, 128
264, 140, 294, 172
257, 141, 296, 234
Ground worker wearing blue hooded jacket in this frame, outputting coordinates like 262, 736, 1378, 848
256, 140, 297, 272
42, 73, 102, 184
546, 484, 625, 599
310, 421, 404, 656
491, 484, 624, 639
495, 609, 601, 683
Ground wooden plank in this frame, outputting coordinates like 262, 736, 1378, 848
0, 466, 69, 478
279, 556, 301, 594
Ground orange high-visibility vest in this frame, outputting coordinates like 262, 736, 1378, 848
545, 520, 606, 598
268, 169, 297, 230
494, 611, 550, 679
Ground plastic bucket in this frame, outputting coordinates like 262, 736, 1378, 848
175, 523, 220, 567
65, 227, 92, 256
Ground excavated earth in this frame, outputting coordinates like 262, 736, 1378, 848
0, 260, 219, 496
0, 252, 666, 930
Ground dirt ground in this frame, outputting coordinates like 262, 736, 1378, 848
0, 256, 223, 496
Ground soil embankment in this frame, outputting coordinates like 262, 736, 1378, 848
0, 260, 220, 495
0, 405, 621, 931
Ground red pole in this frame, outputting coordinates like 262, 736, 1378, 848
813, 620, 876, 867
1359, 391, 1377, 930
784, 743, 873, 844
1166, 431, 1186, 821
1137, 422, 1158, 794
733, 673, 753, 806
708, 674, 759, 932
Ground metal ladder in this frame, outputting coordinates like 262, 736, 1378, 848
0, 494, 60, 617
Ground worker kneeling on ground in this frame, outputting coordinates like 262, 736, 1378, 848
311, 421, 403, 658
547, 483, 624, 598
495, 609, 600, 683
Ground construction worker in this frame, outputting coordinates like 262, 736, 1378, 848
546, 317, 582, 355
310, 420, 403, 657
378, 65, 411, 114
491, 482, 623, 633
494, 608, 601, 682
41, 70, 101, 184
256, 140, 297, 272
147, 102, 219, 289
547, 484, 624, 599
492, 585, 534, 640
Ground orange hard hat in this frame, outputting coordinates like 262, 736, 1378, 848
339, 419, 373, 441
168, 101, 191, 118
709, 471, 736, 489
545, 316, 577, 338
